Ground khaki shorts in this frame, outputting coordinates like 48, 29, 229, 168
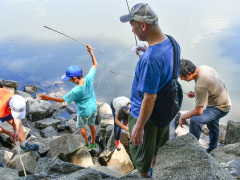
77, 111, 97, 129
129, 114, 169, 173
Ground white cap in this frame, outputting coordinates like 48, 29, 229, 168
9, 95, 26, 119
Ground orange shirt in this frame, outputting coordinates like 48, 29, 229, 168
0, 88, 14, 121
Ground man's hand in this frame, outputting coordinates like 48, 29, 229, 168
179, 118, 184, 128
8, 132, 14, 142
136, 44, 147, 56
86, 44, 93, 54
187, 91, 195, 98
13, 130, 19, 142
131, 125, 144, 146
123, 126, 129, 132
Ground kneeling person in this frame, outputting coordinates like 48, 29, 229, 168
110, 96, 130, 150
0, 88, 40, 151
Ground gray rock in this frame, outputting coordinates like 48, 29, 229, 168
8, 150, 39, 175
26, 99, 51, 121
153, 133, 234, 180
219, 124, 227, 144
225, 120, 240, 144
0, 167, 19, 180
35, 157, 85, 176
35, 118, 61, 129
23, 84, 39, 94
54, 167, 117, 180
89, 165, 123, 178
15, 90, 33, 101
65, 105, 75, 114
210, 142, 240, 163
108, 148, 134, 175
27, 136, 52, 155
66, 146, 93, 167
98, 150, 113, 166
92, 157, 101, 165
0, 80, 18, 89
67, 114, 77, 121
0, 150, 13, 166
47, 134, 85, 159
221, 160, 240, 177
40, 126, 58, 138
66, 119, 77, 133
48, 102, 67, 116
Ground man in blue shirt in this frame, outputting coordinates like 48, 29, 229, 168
120, 3, 180, 178
40, 45, 98, 150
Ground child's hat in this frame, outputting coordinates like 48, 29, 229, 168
61, 65, 82, 81
9, 95, 26, 119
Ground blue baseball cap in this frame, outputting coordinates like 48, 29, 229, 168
61, 65, 82, 81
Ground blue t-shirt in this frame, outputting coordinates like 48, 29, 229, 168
130, 37, 180, 119
63, 66, 97, 117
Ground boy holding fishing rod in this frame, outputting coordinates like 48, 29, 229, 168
40, 45, 98, 151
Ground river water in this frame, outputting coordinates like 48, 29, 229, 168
0, 0, 239, 124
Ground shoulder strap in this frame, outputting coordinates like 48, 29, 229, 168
166, 35, 179, 79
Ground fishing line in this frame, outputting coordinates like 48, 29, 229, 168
16, 142, 27, 177
44, 26, 105, 55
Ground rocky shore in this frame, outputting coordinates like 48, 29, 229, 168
0, 80, 239, 180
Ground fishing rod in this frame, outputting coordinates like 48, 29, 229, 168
110, 71, 134, 78
125, 0, 138, 46
110, 71, 188, 94
43, 26, 105, 55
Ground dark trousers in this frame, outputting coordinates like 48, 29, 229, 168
110, 102, 122, 141
189, 106, 229, 152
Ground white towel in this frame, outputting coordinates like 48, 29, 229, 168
132, 43, 145, 56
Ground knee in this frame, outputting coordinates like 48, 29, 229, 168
190, 116, 200, 126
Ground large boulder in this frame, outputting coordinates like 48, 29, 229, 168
27, 136, 52, 155
35, 157, 85, 176
15, 90, 33, 101
153, 133, 234, 180
66, 146, 93, 167
108, 148, 134, 175
210, 143, 240, 163
0, 167, 19, 180
35, 118, 61, 129
225, 120, 240, 144
26, 99, 51, 121
47, 134, 85, 159
98, 150, 113, 166
7, 150, 39, 175
89, 165, 123, 178
0, 80, 18, 89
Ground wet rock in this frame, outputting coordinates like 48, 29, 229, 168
225, 120, 240, 144
23, 84, 39, 94
0, 167, 19, 180
26, 99, 51, 121
35, 118, 61, 129
0, 80, 18, 89
108, 148, 134, 175
66, 146, 93, 167
210, 142, 240, 163
0, 150, 13, 166
153, 133, 234, 180
40, 126, 58, 138
8, 150, 39, 175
